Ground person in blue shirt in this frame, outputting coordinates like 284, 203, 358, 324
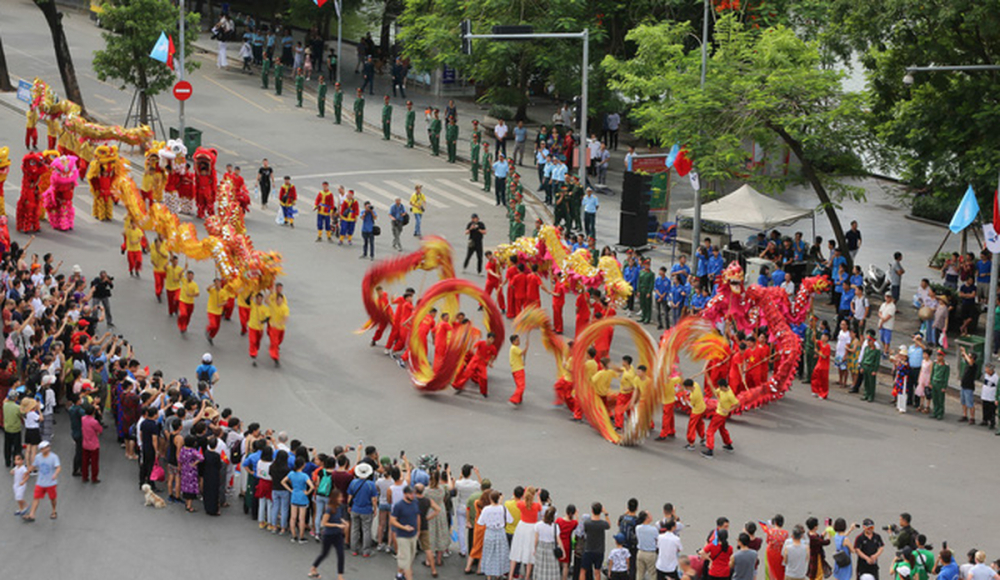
849, 265, 864, 289
265, 31, 276, 61
541, 155, 555, 204
757, 265, 771, 287
707, 247, 725, 280
838, 283, 854, 323
571, 234, 587, 253
654, 267, 671, 329
582, 188, 600, 240
829, 248, 847, 279
695, 238, 712, 285
535, 147, 550, 195
360, 201, 378, 260
195, 353, 219, 387
935, 550, 960, 580
976, 250, 991, 301
792, 232, 807, 261
671, 255, 691, 285
346, 462, 379, 556
771, 266, 786, 287
492, 155, 510, 207
669, 274, 688, 322
622, 257, 640, 314
389, 198, 407, 252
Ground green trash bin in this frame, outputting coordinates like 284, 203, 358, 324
956, 335, 985, 380
169, 127, 203, 153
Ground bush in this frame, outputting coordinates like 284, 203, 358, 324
675, 217, 727, 235
911, 192, 956, 224
486, 104, 515, 120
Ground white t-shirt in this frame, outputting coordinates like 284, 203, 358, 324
455, 477, 481, 508
494, 123, 508, 140
535, 521, 556, 543
836, 329, 851, 358
982, 372, 998, 402
24, 410, 41, 429
656, 531, 683, 572
781, 280, 795, 297
879, 302, 897, 331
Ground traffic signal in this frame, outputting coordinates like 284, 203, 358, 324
460, 20, 472, 55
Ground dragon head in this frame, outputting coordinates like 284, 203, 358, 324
721, 261, 745, 294
50, 155, 80, 186
159, 139, 187, 163
21, 152, 46, 180
93, 145, 119, 166
41, 149, 60, 165
193, 147, 218, 176
145, 140, 165, 170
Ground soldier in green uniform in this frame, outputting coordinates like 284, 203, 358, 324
445, 118, 459, 163
481, 142, 492, 193
568, 176, 584, 232
802, 315, 817, 383
509, 193, 526, 225
554, 186, 569, 230
508, 173, 523, 205
859, 330, 882, 402
295, 68, 305, 107
405, 100, 415, 148
930, 348, 950, 419
531, 217, 543, 237
274, 61, 284, 95
428, 109, 442, 156
638, 259, 655, 323
381, 95, 392, 140
509, 212, 525, 242
333, 82, 344, 124
471, 119, 482, 149
261, 57, 271, 89
353, 88, 365, 133
470, 133, 481, 182
316, 76, 327, 117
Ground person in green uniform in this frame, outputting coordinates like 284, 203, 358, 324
509, 212, 525, 242
333, 82, 344, 124
381, 95, 392, 140
568, 176, 584, 232
930, 348, 950, 419
638, 259, 655, 324
553, 186, 568, 229
445, 118, 459, 163
316, 76, 327, 117
511, 193, 526, 224
470, 133, 481, 182
802, 315, 817, 383
405, 100, 415, 148
859, 330, 882, 402
274, 61, 284, 95
481, 143, 492, 193
428, 109, 442, 156
353, 88, 365, 133
261, 57, 271, 89
295, 68, 305, 107
531, 217, 543, 238
471, 119, 482, 150
508, 173, 523, 205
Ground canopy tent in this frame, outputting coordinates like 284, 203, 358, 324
677, 184, 816, 231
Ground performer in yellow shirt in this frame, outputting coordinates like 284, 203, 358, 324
164, 256, 185, 316
236, 288, 253, 336
149, 235, 169, 302
177, 270, 200, 334
682, 379, 707, 450
508, 334, 529, 405
614, 355, 636, 430
45, 115, 60, 150
25, 109, 39, 150
123, 220, 146, 277
656, 374, 681, 441
552, 339, 575, 412
205, 278, 231, 344
592, 357, 620, 415
702, 378, 738, 458
573, 346, 601, 421
247, 292, 271, 365
267, 284, 290, 365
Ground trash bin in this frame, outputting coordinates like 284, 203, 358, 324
169, 127, 203, 153
956, 335, 985, 380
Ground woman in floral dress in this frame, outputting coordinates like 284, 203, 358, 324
179, 435, 203, 513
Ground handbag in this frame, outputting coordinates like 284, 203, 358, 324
833, 551, 851, 569
150, 459, 165, 482
372, 225, 381, 236
553, 544, 564, 560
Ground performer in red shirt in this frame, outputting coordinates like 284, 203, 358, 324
452, 333, 498, 397
384, 289, 415, 355
505, 257, 519, 320
574, 291, 591, 337
524, 264, 544, 308
370, 286, 392, 345
728, 342, 747, 395
511, 264, 529, 319
484, 251, 506, 312
431, 312, 453, 374
551, 272, 566, 334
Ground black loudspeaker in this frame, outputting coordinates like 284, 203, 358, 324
619, 210, 648, 247
622, 172, 653, 213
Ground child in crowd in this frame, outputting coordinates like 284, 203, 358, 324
10, 453, 28, 516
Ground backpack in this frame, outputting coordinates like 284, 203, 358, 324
316, 470, 333, 497
227, 434, 243, 465
197, 366, 212, 383
619, 514, 638, 548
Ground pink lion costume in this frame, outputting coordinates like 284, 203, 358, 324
41, 155, 79, 231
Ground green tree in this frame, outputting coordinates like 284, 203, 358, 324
604, 15, 870, 254
93, 0, 200, 126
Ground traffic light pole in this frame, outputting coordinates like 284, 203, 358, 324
463, 30, 590, 182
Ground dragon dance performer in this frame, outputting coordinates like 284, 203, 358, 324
87, 146, 118, 221
614, 355, 637, 430
45, 115, 60, 150
278, 176, 297, 227
574, 290, 591, 338
681, 379, 706, 450
702, 378, 738, 459
508, 334, 530, 406
367, 286, 392, 346
205, 278, 232, 345
504, 256, 519, 320
655, 372, 679, 441
572, 347, 600, 422
484, 251, 505, 312
383, 289, 415, 356
338, 189, 359, 245
552, 340, 575, 411
431, 312, 453, 374
267, 286, 290, 365
16, 152, 44, 233
236, 288, 253, 335
453, 333, 497, 397
123, 219, 146, 277
25, 108, 39, 150
0, 147, 10, 216
177, 270, 200, 334
551, 272, 566, 334
164, 256, 184, 316
247, 293, 270, 366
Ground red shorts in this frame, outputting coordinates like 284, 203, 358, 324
33, 485, 57, 500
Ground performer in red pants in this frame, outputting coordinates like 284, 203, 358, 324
453, 333, 497, 396
702, 379, 738, 458
683, 379, 706, 450
551, 273, 566, 334
508, 334, 529, 405
484, 251, 505, 312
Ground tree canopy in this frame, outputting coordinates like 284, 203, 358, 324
603, 15, 870, 253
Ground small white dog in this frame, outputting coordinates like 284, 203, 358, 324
141, 484, 167, 509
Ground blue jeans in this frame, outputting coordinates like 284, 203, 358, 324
362, 231, 375, 257
584, 211, 597, 239
271, 489, 291, 529
314, 494, 329, 536
258, 497, 272, 526
413, 213, 422, 237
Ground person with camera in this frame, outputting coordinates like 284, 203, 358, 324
889, 513, 918, 551
389, 197, 407, 252
855, 519, 885, 580
90, 270, 114, 328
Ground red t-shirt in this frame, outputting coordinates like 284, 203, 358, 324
516, 500, 541, 524
703, 543, 733, 577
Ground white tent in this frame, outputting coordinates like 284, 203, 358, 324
677, 184, 815, 230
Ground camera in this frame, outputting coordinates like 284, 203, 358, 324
882, 524, 899, 533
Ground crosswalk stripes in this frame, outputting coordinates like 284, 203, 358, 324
406, 179, 476, 208
432, 178, 497, 207
381, 180, 448, 208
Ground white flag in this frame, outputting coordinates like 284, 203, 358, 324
688, 170, 700, 191
984, 223, 1000, 253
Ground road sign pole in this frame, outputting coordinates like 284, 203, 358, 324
336, 0, 342, 84
579, 29, 588, 183
691, 0, 709, 275
178, 0, 186, 137
985, 168, 1000, 362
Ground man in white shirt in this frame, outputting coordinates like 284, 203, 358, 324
981, 364, 997, 430
656, 518, 683, 578
877, 293, 897, 355
913, 278, 931, 309
453, 464, 482, 556
588, 135, 602, 177
780, 273, 796, 298
850, 286, 870, 335
493, 119, 508, 159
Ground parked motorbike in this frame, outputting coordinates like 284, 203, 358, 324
864, 263, 891, 297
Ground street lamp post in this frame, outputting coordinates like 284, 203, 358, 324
691, 0, 710, 275
904, 64, 1000, 361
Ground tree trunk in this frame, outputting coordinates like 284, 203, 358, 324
379, 0, 392, 59
0, 34, 13, 92
35, 0, 86, 116
769, 122, 849, 262
515, 54, 529, 122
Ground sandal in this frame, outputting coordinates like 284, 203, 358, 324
307, 572, 321, 579
186, 507, 198, 513
50, 512, 57, 520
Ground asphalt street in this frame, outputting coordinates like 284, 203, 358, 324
0, 1, 997, 578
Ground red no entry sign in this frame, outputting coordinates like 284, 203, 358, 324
173, 80, 193, 101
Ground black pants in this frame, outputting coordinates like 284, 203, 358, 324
495, 138, 506, 158
393, 80, 406, 98
464, 242, 484, 274
494, 177, 507, 206
260, 186, 270, 206
983, 400, 997, 428
139, 446, 155, 487
658, 570, 680, 580
3, 430, 20, 467
606, 129, 619, 150
73, 435, 83, 474
314, 533, 345, 572
907, 367, 921, 406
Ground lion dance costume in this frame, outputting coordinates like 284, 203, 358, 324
41, 155, 79, 230
0, 147, 10, 217
16, 152, 45, 233
193, 147, 218, 218
87, 145, 121, 221
141, 141, 167, 204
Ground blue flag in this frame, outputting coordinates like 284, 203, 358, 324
150, 32, 170, 64
949, 185, 980, 233
665, 143, 680, 168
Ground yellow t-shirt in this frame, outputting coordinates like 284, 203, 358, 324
716, 387, 739, 417
26, 110, 38, 129
164, 265, 184, 291
179, 280, 199, 305
619, 368, 636, 394
125, 228, 145, 252
504, 498, 521, 535
689, 382, 706, 415
661, 377, 679, 405
206, 287, 231, 316
268, 300, 290, 330
409, 192, 426, 214
635, 375, 652, 400
150, 243, 169, 272
248, 301, 270, 331
593, 369, 618, 398
558, 355, 572, 381
509, 344, 524, 372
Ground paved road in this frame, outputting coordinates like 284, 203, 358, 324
0, 1, 998, 577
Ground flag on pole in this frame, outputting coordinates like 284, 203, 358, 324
150, 32, 176, 70
674, 148, 693, 177
314, 0, 328, 6
993, 188, 999, 228
665, 143, 680, 168
983, 223, 1000, 253
334, 0, 341, 17
949, 185, 980, 233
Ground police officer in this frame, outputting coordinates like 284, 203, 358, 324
294, 68, 305, 107
274, 60, 284, 95
470, 133, 481, 182
445, 117, 459, 163
428, 109, 442, 156
261, 56, 271, 89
